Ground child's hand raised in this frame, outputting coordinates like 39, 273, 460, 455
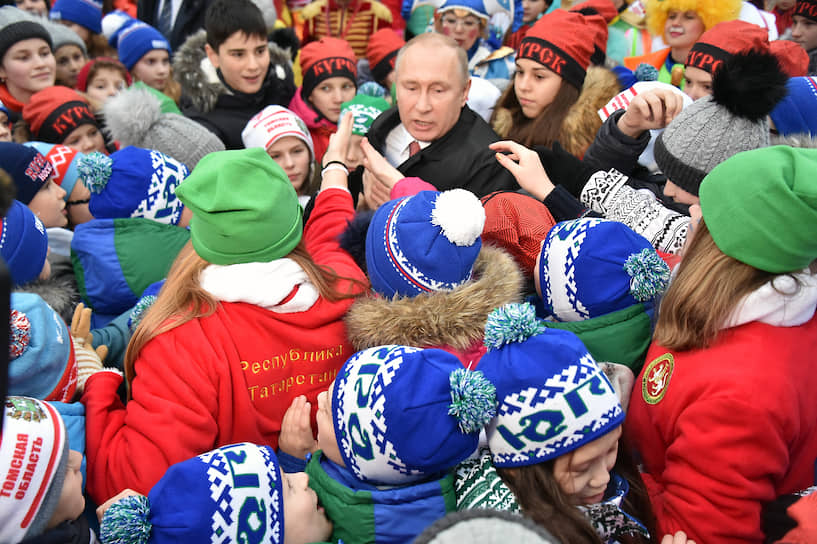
279, 395, 318, 459
71, 302, 109, 394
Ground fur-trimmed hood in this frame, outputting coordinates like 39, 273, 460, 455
492, 66, 621, 158
770, 133, 817, 148
173, 29, 294, 114
344, 246, 524, 351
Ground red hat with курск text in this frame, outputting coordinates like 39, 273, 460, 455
300, 37, 357, 101
22, 87, 97, 145
794, 0, 817, 22
686, 20, 770, 75
516, 9, 595, 90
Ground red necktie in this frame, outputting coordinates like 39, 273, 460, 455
409, 141, 421, 157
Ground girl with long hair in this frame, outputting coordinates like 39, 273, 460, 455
79, 113, 369, 506
464, 303, 663, 544
490, 8, 620, 158
628, 146, 817, 543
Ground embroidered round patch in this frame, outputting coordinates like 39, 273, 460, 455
642, 353, 674, 405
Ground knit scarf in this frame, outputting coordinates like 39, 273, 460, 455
577, 473, 650, 544
0, 83, 26, 114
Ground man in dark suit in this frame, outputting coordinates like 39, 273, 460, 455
137, 0, 214, 50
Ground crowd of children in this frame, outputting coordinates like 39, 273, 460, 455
0, 0, 816, 542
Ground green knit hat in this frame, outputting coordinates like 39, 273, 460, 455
175, 148, 303, 265
699, 146, 817, 274
340, 95, 390, 136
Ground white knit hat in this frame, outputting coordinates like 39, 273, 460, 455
241, 105, 315, 158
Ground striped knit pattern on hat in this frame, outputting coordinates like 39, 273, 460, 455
365, 189, 485, 298
9, 293, 77, 402
100, 443, 285, 543
0, 396, 69, 542
539, 218, 669, 321
332, 345, 496, 485
479, 303, 624, 467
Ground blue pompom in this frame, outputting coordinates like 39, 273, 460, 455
635, 63, 659, 82
623, 248, 670, 301
358, 81, 387, 99
127, 295, 157, 333
448, 368, 497, 434
100, 494, 152, 544
483, 303, 546, 350
78, 152, 113, 194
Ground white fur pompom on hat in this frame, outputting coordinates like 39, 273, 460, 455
431, 189, 486, 247
101, 10, 132, 46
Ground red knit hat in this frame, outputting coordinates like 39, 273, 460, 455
300, 37, 357, 99
480, 191, 556, 278
75, 57, 132, 92
23, 87, 97, 144
685, 20, 769, 75
571, 0, 618, 23
770, 40, 810, 77
794, 0, 817, 22
366, 29, 405, 86
517, 10, 595, 90
570, 0, 617, 63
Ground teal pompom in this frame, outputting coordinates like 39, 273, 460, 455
358, 81, 387, 98
128, 295, 157, 333
483, 303, 546, 351
100, 494, 152, 544
623, 248, 670, 301
448, 368, 497, 434
78, 151, 113, 194
635, 63, 659, 82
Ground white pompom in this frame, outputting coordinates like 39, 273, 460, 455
101, 11, 132, 42
430, 189, 485, 247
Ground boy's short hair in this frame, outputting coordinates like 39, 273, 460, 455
205, 0, 268, 52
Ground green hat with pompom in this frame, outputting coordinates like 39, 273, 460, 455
175, 148, 303, 265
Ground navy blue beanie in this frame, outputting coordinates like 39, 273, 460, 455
0, 142, 55, 205
0, 200, 49, 286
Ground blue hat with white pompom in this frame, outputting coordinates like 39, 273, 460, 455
332, 344, 497, 485
100, 443, 285, 544
365, 189, 486, 298
78, 146, 188, 225
480, 303, 624, 468
538, 218, 670, 322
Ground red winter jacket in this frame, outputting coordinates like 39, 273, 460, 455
81, 188, 367, 503
628, 312, 817, 544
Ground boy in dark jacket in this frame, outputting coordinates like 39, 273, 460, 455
174, 0, 295, 149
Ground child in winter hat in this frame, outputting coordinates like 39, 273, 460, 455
241, 105, 319, 205
289, 37, 357, 162
475, 303, 653, 543
301, 344, 497, 543
792, 0, 817, 74
50, 0, 102, 36
655, 47, 788, 205
22, 87, 106, 155
340, 94, 390, 170
99, 442, 332, 544
25, 142, 94, 226
366, 28, 405, 91
76, 57, 132, 108
44, 18, 89, 89
769, 76, 817, 137
10, 293, 108, 402
0, 396, 86, 542
1, 200, 49, 286
0, 142, 55, 206
103, 86, 224, 171
536, 218, 670, 372
78, 146, 190, 226
365, 189, 486, 298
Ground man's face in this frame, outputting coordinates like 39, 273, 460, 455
395, 43, 470, 142
206, 31, 270, 94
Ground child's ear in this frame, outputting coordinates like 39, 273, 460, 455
205, 43, 220, 71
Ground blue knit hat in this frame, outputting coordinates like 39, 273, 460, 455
365, 189, 485, 298
1, 200, 49, 286
479, 303, 624, 468
538, 218, 670, 322
438, 0, 490, 20
78, 147, 188, 225
9, 293, 77, 402
769, 76, 817, 138
49, 0, 102, 34
332, 345, 497, 485
102, 12, 170, 70
0, 142, 55, 205
25, 142, 84, 201
100, 443, 285, 544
